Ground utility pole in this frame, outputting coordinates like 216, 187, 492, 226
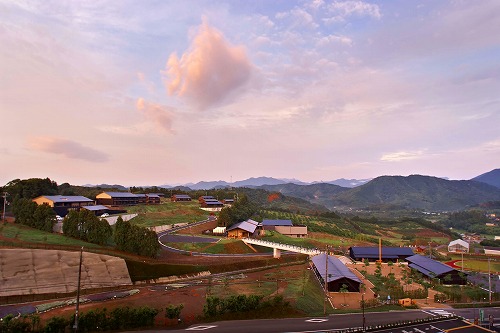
2, 192, 8, 224
73, 247, 84, 332
324, 245, 329, 316
488, 258, 492, 304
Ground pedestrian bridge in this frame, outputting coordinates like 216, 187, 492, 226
242, 238, 322, 258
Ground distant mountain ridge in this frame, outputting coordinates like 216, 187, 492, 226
472, 169, 500, 188
160, 176, 371, 190
329, 175, 500, 211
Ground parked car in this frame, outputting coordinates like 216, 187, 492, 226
100, 213, 110, 218
56, 215, 63, 222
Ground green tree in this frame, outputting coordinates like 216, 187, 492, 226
33, 203, 56, 232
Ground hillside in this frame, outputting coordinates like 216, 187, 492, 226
257, 183, 350, 208
472, 169, 500, 188
330, 175, 500, 211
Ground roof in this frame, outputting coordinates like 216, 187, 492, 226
483, 246, 500, 251
200, 196, 215, 199
262, 219, 293, 226
204, 201, 223, 205
37, 195, 93, 203
82, 205, 108, 211
100, 192, 139, 198
173, 194, 191, 198
350, 247, 414, 258
135, 194, 147, 197
146, 194, 160, 198
405, 254, 455, 277
311, 253, 362, 284
227, 220, 258, 234
449, 239, 469, 248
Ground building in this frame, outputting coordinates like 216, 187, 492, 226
32, 195, 94, 217
82, 205, 109, 216
171, 194, 192, 202
200, 200, 224, 208
484, 246, 500, 256
405, 254, 467, 285
146, 193, 161, 204
96, 192, 139, 206
199, 195, 215, 203
222, 199, 234, 205
227, 219, 259, 239
448, 239, 469, 253
262, 219, 293, 230
212, 226, 226, 235
311, 253, 362, 292
349, 246, 415, 262
274, 225, 308, 238
135, 194, 147, 204
261, 219, 308, 238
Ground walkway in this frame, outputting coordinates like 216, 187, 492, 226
242, 238, 322, 258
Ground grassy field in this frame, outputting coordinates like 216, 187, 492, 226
126, 201, 208, 227
0, 223, 103, 248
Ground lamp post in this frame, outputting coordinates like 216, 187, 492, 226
361, 293, 366, 332
73, 247, 83, 332
1, 192, 8, 224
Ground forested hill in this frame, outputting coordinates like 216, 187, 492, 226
472, 168, 500, 188
330, 175, 500, 211
256, 183, 350, 208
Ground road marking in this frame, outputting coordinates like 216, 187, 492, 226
305, 318, 329, 323
186, 325, 218, 330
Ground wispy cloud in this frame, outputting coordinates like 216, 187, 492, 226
28, 137, 108, 162
164, 21, 253, 110
325, 1, 381, 23
380, 150, 425, 162
136, 98, 175, 133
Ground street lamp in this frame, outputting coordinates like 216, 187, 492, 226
361, 293, 366, 332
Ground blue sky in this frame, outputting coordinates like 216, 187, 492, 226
1, 0, 499, 186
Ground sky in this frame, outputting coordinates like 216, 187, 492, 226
1, 0, 500, 187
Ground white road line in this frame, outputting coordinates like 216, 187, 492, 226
305, 318, 329, 323
186, 325, 218, 330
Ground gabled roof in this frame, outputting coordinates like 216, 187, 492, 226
312, 253, 362, 283
100, 192, 139, 198
204, 201, 223, 205
146, 194, 160, 198
135, 194, 147, 197
262, 219, 293, 226
173, 194, 191, 198
37, 195, 93, 203
405, 254, 455, 277
350, 247, 414, 258
227, 220, 258, 234
449, 239, 469, 248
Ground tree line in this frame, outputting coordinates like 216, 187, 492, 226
11, 199, 160, 258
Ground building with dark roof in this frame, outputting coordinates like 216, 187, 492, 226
405, 254, 467, 285
96, 192, 139, 206
349, 246, 414, 262
227, 219, 259, 239
82, 205, 109, 216
262, 219, 293, 230
199, 196, 215, 203
311, 253, 362, 292
146, 193, 161, 204
171, 194, 192, 202
33, 195, 94, 216
200, 200, 224, 208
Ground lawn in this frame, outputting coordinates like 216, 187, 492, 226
0, 223, 103, 248
126, 201, 208, 227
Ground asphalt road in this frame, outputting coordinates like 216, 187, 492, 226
124, 308, 500, 333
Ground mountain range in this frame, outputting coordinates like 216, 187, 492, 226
161, 176, 371, 190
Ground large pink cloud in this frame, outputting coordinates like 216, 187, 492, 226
136, 98, 175, 133
164, 22, 252, 110
28, 137, 108, 162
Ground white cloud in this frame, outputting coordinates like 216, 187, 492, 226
326, 1, 381, 23
136, 98, 175, 134
164, 22, 253, 110
380, 150, 426, 162
28, 137, 108, 162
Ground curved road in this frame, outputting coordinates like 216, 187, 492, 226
157, 218, 278, 257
